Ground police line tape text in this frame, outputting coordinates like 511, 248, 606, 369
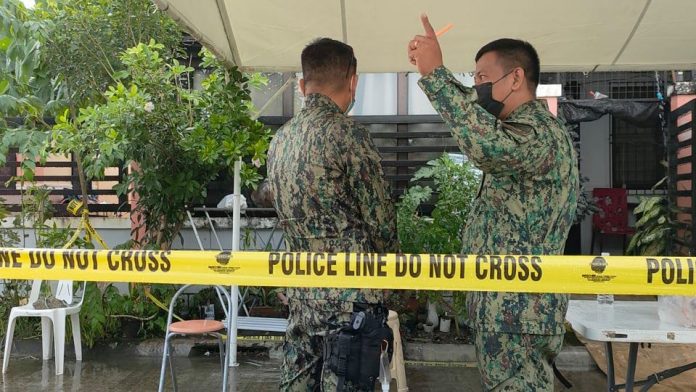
1, 249, 694, 289
0, 249, 171, 272
647, 258, 695, 285
267, 252, 543, 281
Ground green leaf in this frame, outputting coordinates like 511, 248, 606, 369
635, 205, 662, 228
113, 70, 129, 80
0, 36, 12, 51
626, 234, 639, 254
44, 99, 68, 115
0, 79, 9, 95
642, 241, 665, 257
22, 167, 34, 181
0, 95, 18, 112
412, 166, 435, 181
641, 197, 662, 214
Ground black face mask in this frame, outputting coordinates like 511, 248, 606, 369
473, 70, 514, 118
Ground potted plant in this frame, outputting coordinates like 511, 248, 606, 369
247, 287, 287, 318
626, 190, 672, 256
397, 154, 481, 337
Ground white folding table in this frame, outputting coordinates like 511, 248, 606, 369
566, 300, 696, 392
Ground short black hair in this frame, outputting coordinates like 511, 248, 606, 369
475, 38, 540, 91
301, 38, 357, 90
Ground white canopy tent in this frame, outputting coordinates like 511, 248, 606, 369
153, 0, 696, 73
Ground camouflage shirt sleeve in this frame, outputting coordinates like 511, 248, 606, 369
418, 66, 554, 177
342, 124, 398, 253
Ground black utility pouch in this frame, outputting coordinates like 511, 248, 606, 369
323, 305, 394, 391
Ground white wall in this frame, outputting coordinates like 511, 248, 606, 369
7, 217, 133, 249
4, 217, 285, 252
579, 116, 620, 255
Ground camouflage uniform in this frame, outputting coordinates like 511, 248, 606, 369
268, 93, 397, 391
419, 66, 579, 391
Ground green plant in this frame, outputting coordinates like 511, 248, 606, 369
245, 287, 284, 309
12, 184, 92, 248
54, 41, 270, 249
0, 0, 180, 186
38, 0, 181, 109
0, 1, 196, 343
106, 283, 179, 338
0, 0, 58, 182
398, 154, 480, 254
68, 282, 118, 347
67, 281, 181, 345
0, 279, 39, 340
0, 198, 20, 247
627, 194, 673, 256
397, 154, 480, 333
0, 197, 32, 341
0, 184, 100, 343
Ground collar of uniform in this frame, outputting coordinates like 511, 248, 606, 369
304, 93, 342, 114
505, 99, 549, 123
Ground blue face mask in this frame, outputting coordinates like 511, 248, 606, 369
343, 74, 358, 115
474, 70, 515, 118
345, 76, 356, 114
344, 55, 357, 114
345, 98, 355, 114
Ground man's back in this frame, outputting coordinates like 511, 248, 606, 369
268, 93, 397, 302
273, 38, 396, 392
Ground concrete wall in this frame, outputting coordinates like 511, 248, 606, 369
3, 216, 285, 252
5, 217, 133, 250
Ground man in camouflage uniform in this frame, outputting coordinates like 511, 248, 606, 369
409, 16, 579, 391
268, 38, 397, 391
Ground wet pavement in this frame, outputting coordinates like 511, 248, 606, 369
0, 353, 607, 391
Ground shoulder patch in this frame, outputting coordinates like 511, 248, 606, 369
502, 122, 536, 137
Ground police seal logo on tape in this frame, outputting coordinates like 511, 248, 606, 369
216, 251, 232, 265
582, 256, 616, 283
590, 256, 607, 274
209, 251, 239, 275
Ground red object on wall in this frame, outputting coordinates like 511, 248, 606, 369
591, 188, 635, 254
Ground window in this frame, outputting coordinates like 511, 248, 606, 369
407, 72, 474, 114
609, 81, 664, 190
611, 118, 664, 189
350, 73, 397, 115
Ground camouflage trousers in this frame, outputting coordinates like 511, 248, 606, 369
279, 299, 367, 392
474, 331, 564, 391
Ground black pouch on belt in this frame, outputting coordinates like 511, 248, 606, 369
323, 304, 394, 391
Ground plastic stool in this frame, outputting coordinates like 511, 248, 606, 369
158, 285, 232, 392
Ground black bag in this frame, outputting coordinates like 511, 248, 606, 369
324, 306, 394, 391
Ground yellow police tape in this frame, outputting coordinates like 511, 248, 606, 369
0, 248, 694, 295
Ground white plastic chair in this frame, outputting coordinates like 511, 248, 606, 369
2, 280, 85, 375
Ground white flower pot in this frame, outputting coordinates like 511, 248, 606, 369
426, 301, 439, 328
439, 317, 451, 333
